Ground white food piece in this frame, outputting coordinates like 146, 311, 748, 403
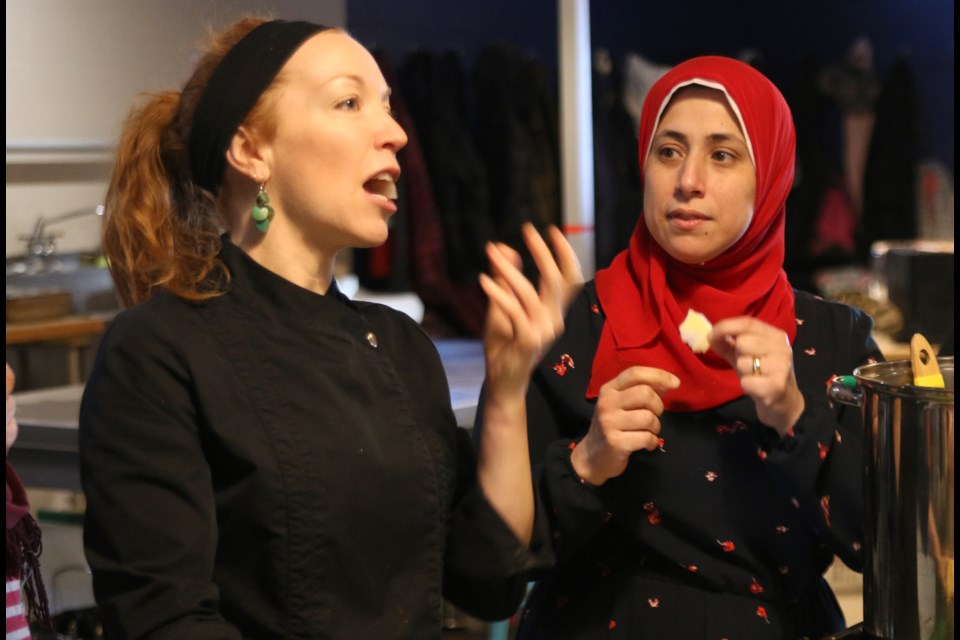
679, 309, 713, 354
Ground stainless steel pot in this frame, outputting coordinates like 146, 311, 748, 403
830, 358, 954, 640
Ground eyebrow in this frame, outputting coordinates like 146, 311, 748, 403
326, 73, 393, 101
655, 130, 745, 147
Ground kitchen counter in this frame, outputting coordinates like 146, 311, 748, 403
5, 314, 108, 345
9, 339, 486, 491
6, 313, 113, 386
8, 383, 86, 490
435, 338, 485, 427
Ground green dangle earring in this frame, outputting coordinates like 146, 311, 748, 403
251, 182, 275, 233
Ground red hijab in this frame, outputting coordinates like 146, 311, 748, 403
587, 56, 797, 411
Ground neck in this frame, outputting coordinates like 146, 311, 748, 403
230, 225, 336, 295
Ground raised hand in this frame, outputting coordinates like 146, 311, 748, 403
475, 223, 582, 543
479, 223, 583, 396
709, 316, 804, 436
571, 366, 680, 485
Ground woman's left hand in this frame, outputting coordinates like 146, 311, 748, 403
480, 223, 583, 396
6, 363, 18, 454
709, 317, 804, 436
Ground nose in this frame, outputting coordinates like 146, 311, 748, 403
380, 111, 408, 152
676, 157, 705, 197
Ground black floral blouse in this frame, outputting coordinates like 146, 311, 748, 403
508, 283, 882, 640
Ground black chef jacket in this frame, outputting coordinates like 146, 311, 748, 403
80, 238, 544, 639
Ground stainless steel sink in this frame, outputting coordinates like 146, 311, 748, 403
6, 253, 119, 316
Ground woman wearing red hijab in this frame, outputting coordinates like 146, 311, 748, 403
497, 57, 882, 638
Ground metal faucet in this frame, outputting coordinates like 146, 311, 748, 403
18, 205, 105, 272
21, 205, 105, 257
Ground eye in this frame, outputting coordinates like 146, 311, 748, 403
712, 149, 740, 164
336, 97, 360, 111
656, 146, 680, 160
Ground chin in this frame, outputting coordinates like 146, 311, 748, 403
665, 246, 714, 265
661, 235, 731, 265
355, 227, 391, 249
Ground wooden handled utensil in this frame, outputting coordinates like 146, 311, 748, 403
909, 333, 945, 388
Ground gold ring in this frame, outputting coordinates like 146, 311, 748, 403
751, 357, 762, 376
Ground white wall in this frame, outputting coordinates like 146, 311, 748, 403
5, 0, 346, 258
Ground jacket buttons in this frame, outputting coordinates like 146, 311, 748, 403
365, 331, 379, 348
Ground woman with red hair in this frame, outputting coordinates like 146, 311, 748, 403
79, 17, 581, 638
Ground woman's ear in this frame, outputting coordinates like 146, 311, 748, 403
226, 126, 270, 183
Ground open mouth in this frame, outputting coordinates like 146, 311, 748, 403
363, 172, 398, 201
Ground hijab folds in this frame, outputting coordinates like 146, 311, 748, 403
587, 56, 797, 411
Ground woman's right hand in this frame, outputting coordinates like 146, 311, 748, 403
571, 366, 679, 485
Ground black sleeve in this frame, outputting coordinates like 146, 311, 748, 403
760, 295, 883, 571
442, 426, 551, 620
410, 325, 550, 621
79, 308, 241, 640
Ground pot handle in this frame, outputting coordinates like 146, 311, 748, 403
828, 375, 862, 408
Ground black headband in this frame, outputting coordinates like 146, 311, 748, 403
188, 20, 328, 193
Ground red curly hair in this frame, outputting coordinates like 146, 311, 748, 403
102, 17, 294, 307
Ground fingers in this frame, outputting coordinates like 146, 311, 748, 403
493, 239, 523, 271
486, 224, 579, 344
710, 317, 804, 433
595, 366, 678, 435
479, 272, 527, 345
479, 225, 584, 388
602, 406, 663, 441
478, 272, 514, 323
610, 383, 666, 417
522, 223, 581, 289
606, 365, 681, 396
710, 317, 792, 349
709, 316, 760, 365
525, 224, 584, 316
522, 227, 566, 333
488, 223, 583, 313
597, 367, 678, 430
486, 243, 542, 317
575, 365, 677, 483
546, 225, 584, 285
522, 223, 561, 288
485, 243, 552, 343
711, 318, 791, 385
710, 317, 791, 367
609, 428, 662, 453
